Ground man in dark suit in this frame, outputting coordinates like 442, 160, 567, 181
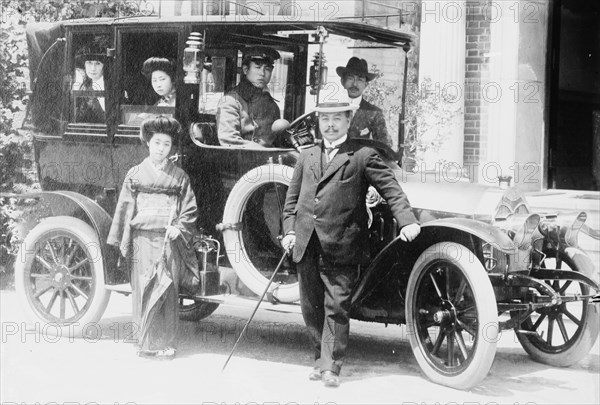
281, 102, 420, 387
337, 57, 392, 147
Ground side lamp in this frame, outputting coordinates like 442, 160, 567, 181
309, 51, 327, 95
183, 32, 205, 84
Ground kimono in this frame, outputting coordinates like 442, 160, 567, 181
107, 157, 198, 351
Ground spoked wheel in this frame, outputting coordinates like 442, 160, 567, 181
15, 217, 110, 334
406, 242, 498, 389
178, 298, 219, 322
222, 164, 299, 303
512, 247, 599, 366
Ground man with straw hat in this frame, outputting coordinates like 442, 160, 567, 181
281, 102, 420, 387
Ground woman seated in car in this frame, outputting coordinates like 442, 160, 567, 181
142, 57, 177, 107
73, 40, 108, 123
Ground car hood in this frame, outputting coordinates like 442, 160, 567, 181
396, 169, 530, 223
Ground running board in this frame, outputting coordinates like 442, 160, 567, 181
188, 294, 302, 314
105, 283, 132, 294
105, 284, 302, 314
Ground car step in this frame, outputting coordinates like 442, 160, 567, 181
189, 293, 302, 314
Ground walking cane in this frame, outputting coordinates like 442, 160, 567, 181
222, 251, 289, 371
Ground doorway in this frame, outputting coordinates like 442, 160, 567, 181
548, 0, 600, 190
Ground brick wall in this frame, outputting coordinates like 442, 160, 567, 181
464, 0, 490, 165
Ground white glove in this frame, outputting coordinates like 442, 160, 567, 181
399, 223, 421, 242
281, 234, 296, 254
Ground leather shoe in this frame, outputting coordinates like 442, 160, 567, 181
308, 367, 321, 381
321, 370, 340, 387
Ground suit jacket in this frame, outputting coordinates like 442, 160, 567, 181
348, 99, 391, 147
282, 138, 418, 266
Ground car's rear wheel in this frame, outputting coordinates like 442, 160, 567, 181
178, 298, 219, 321
221, 164, 299, 303
14, 216, 111, 335
512, 247, 599, 366
406, 242, 498, 389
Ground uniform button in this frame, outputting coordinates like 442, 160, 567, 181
314, 198, 319, 203
312, 215, 317, 219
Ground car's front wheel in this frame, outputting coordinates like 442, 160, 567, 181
406, 242, 498, 389
512, 247, 599, 366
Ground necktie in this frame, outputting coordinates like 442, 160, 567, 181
324, 145, 339, 163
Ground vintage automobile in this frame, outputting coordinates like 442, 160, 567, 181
9, 12, 599, 390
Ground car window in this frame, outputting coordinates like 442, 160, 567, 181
118, 31, 179, 127
70, 33, 110, 125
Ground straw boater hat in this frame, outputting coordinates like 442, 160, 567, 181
314, 102, 359, 114
242, 46, 281, 66
335, 57, 377, 82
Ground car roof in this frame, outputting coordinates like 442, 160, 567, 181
61, 16, 413, 47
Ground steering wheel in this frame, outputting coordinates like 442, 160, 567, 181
280, 111, 318, 151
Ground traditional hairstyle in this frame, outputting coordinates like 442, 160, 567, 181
139, 116, 181, 144
141, 57, 176, 81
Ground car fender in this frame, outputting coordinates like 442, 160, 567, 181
352, 217, 515, 308
11, 190, 117, 284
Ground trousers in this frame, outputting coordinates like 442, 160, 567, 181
297, 232, 359, 374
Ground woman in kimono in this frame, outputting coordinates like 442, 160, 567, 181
107, 116, 198, 359
142, 57, 177, 107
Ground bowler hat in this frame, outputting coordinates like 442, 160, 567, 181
336, 57, 377, 82
314, 102, 359, 113
242, 46, 281, 66
74, 37, 109, 67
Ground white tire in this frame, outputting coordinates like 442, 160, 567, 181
222, 164, 299, 303
406, 242, 498, 389
14, 216, 111, 336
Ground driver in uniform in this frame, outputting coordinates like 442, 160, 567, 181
216, 46, 281, 147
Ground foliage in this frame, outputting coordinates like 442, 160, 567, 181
403, 77, 463, 167
365, 72, 462, 169
362, 66, 403, 150
0, 1, 144, 274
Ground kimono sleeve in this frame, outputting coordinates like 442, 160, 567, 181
172, 173, 198, 245
107, 167, 137, 257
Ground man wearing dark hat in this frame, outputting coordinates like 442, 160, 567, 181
73, 38, 109, 123
337, 57, 392, 147
281, 102, 420, 387
216, 46, 281, 147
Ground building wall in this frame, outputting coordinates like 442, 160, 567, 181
464, 0, 491, 165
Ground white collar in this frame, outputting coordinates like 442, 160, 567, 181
146, 157, 168, 172
323, 134, 347, 149
91, 76, 104, 91
348, 96, 362, 107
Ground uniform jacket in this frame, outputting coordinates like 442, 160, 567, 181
216, 76, 280, 146
348, 99, 391, 147
282, 138, 418, 266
